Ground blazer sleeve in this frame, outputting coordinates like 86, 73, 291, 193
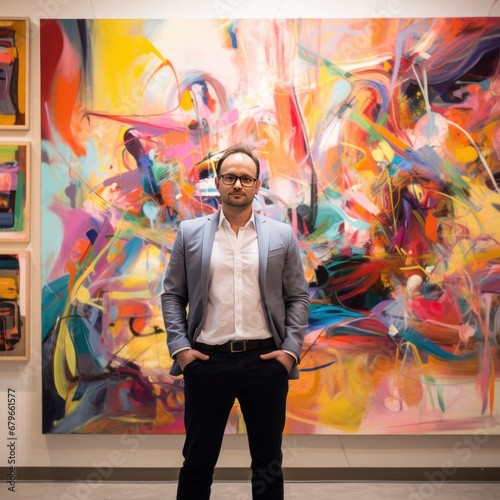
161, 223, 192, 357
279, 225, 310, 362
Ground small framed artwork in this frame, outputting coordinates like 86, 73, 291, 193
0, 143, 30, 242
0, 18, 29, 130
0, 251, 29, 360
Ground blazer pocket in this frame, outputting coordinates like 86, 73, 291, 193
268, 244, 286, 257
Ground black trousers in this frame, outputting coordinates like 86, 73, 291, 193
177, 346, 289, 500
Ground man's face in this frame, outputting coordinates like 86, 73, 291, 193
215, 153, 261, 209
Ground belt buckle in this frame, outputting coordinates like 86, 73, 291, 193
230, 340, 246, 352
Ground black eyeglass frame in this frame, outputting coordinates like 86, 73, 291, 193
218, 174, 258, 187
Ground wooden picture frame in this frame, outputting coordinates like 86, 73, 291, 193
0, 251, 29, 360
0, 18, 29, 130
0, 142, 30, 242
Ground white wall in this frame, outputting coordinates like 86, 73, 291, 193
0, 0, 499, 472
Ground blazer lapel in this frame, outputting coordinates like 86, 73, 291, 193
200, 212, 220, 300
255, 213, 269, 293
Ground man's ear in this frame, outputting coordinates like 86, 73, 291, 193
214, 176, 220, 191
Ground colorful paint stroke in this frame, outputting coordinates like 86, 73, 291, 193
0, 143, 30, 241
0, 253, 28, 360
41, 18, 500, 434
0, 18, 29, 129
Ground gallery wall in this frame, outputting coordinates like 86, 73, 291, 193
1, 0, 500, 475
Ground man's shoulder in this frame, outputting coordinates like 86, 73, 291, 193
257, 214, 292, 232
180, 212, 218, 229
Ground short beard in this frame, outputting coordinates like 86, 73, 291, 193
224, 196, 253, 208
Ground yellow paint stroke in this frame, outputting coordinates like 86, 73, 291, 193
53, 317, 78, 398
91, 20, 179, 114
76, 286, 90, 304
455, 145, 478, 164
447, 119, 500, 195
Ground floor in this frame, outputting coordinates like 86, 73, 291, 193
6, 481, 500, 499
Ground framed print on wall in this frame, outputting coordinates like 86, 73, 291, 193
0, 142, 30, 242
0, 251, 29, 360
0, 18, 29, 130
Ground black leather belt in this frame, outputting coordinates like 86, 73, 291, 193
195, 338, 276, 353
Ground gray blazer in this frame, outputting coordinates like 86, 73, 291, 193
161, 211, 310, 379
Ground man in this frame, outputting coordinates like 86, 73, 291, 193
161, 144, 310, 499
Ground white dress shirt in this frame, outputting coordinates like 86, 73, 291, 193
197, 209, 272, 344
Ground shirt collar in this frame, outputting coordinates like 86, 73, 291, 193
219, 209, 256, 229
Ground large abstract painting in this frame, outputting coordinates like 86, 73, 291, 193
41, 18, 500, 434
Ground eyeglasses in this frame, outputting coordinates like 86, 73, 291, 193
218, 174, 257, 187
